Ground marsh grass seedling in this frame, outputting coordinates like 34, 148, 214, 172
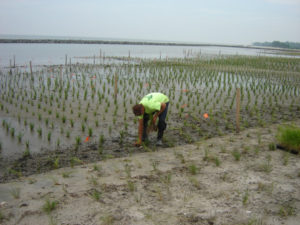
53, 157, 59, 169
282, 152, 289, 166
203, 149, 210, 161
88, 176, 98, 186
127, 180, 136, 192
37, 127, 42, 137
151, 160, 159, 171
189, 176, 201, 189
88, 127, 93, 137
268, 142, 276, 151
29, 123, 34, 132
188, 164, 198, 175
17, 132, 22, 143
92, 164, 101, 172
254, 146, 260, 155
23, 146, 30, 158
100, 214, 115, 225
43, 199, 58, 214
10, 187, 20, 199
161, 172, 172, 186
260, 155, 272, 173
70, 157, 82, 168
278, 203, 296, 217
214, 157, 221, 167
232, 149, 241, 161
257, 182, 274, 195
124, 164, 132, 178
62, 171, 72, 178
242, 189, 249, 206
70, 119, 74, 127
89, 189, 101, 201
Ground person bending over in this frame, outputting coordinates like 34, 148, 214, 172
132, 92, 169, 146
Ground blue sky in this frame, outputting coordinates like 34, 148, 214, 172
0, 0, 299, 44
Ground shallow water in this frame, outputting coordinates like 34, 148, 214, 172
0, 43, 293, 67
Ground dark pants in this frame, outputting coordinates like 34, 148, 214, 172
143, 102, 169, 141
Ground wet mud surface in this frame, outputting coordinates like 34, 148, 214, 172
1, 106, 299, 183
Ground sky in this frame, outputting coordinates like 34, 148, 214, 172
0, 0, 299, 45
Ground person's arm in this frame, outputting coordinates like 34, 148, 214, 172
135, 118, 143, 146
152, 103, 166, 125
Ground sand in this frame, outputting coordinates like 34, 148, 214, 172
0, 120, 299, 225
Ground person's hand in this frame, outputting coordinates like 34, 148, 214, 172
152, 116, 157, 126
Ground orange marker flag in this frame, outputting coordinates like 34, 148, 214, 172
181, 104, 187, 108
203, 113, 209, 119
182, 89, 189, 93
84, 136, 89, 142
144, 83, 149, 87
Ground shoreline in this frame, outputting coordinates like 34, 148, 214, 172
1, 38, 300, 52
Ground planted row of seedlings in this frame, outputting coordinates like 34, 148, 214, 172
0, 55, 299, 167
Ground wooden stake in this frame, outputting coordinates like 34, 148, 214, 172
69, 58, 72, 72
30, 61, 33, 77
13, 55, 15, 68
60, 65, 62, 79
236, 88, 240, 133
93, 55, 95, 65
114, 74, 118, 100
65, 54, 67, 66
99, 49, 102, 65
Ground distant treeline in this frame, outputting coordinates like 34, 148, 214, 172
253, 41, 300, 49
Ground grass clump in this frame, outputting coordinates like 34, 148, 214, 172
276, 125, 300, 153
100, 214, 115, 225
89, 189, 101, 201
10, 187, 20, 199
43, 199, 58, 214
62, 171, 72, 178
232, 149, 241, 161
127, 180, 136, 192
278, 203, 296, 217
188, 164, 198, 175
